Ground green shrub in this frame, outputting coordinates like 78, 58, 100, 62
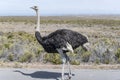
8, 53, 14, 61
19, 51, 35, 62
118, 58, 120, 63
115, 48, 120, 63
81, 51, 91, 62
104, 59, 109, 64
7, 32, 14, 39
115, 48, 120, 58
4, 43, 10, 49
71, 60, 80, 65
44, 53, 61, 64
95, 59, 100, 64
52, 54, 61, 64
0, 50, 3, 57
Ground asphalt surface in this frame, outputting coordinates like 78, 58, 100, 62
0, 68, 120, 80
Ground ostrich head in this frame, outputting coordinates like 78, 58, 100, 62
30, 6, 38, 12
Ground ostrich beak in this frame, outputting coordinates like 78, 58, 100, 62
30, 6, 38, 11
30, 7, 34, 9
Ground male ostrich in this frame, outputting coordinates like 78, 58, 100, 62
31, 6, 90, 80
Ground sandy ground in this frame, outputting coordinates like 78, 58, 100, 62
1, 62, 120, 69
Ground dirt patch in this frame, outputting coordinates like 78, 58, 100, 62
0, 62, 120, 69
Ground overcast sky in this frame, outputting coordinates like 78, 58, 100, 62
0, 0, 120, 16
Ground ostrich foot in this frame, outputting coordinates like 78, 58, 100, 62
57, 75, 71, 80
68, 74, 72, 79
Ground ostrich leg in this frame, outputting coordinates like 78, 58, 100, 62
57, 49, 67, 80
62, 57, 66, 80
66, 42, 73, 79
67, 60, 72, 79
64, 53, 72, 79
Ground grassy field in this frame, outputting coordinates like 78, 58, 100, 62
0, 16, 120, 66
0, 16, 119, 44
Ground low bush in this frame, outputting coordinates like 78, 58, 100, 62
19, 51, 35, 63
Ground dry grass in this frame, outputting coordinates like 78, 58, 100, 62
0, 16, 120, 39
0, 21, 119, 45
0, 62, 120, 69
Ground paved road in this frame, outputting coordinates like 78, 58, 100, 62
0, 68, 120, 80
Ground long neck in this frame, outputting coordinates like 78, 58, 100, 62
36, 9, 40, 32
35, 8, 43, 45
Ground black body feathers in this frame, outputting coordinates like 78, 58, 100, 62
35, 29, 88, 53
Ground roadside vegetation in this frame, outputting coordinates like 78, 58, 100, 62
0, 16, 120, 65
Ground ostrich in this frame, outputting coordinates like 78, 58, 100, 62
31, 6, 90, 80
